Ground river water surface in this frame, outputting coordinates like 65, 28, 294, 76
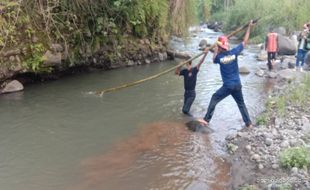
0, 28, 271, 190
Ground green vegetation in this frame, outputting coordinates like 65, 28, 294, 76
256, 112, 268, 126
23, 43, 47, 72
280, 146, 310, 168
210, 0, 310, 41
277, 184, 292, 190
0, 0, 205, 73
238, 185, 257, 190
256, 75, 310, 125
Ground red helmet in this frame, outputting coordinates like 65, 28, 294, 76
217, 36, 229, 50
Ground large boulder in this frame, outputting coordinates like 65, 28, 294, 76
207, 21, 223, 31
166, 50, 191, 60
199, 39, 208, 50
274, 27, 287, 36
0, 80, 24, 94
277, 35, 297, 56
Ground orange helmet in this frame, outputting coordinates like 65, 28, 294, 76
217, 36, 229, 50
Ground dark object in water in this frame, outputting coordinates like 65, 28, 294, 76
185, 120, 214, 134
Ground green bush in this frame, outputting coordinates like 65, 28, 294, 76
256, 113, 268, 126
277, 183, 292, 190
280, 147, 310, 168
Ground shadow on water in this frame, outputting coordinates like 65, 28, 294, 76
68, 122, 230, 190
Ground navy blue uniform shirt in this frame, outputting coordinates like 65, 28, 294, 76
179, 67, 199, 91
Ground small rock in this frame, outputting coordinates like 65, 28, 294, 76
245, 145, 252, 152
158, 52, 167, 61
9, 56, 15, 62
257, 51, 268, 61
278, 69, 296, 81
258, 164, 264, 170
145, 59, 151, 64
272, 164, 279, 169
255, 69, 265, 77
265, 138, 273, 146
280, 140, 290, 148
225, 134, 237, 141
272, 128, 278, 136
239, 66, 250, 74
227, 143, 238, 154
251, 154, 261, 162
15, 55, 21, 63
268, 71, 277, 78
237, 132, 246, 137
127, 60, 135, 66
301, 116, 310, 133
288, 62, 295, 69
275, 118, 283, 127
291, 167, 298, 175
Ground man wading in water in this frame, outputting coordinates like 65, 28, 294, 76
175, 49, 208, 116
198, 20, 255, 128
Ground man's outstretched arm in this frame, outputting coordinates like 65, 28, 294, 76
196, 49, 209, 70
243, 20, 255, 47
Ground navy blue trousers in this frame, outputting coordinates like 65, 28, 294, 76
182, 90, 196, 114
204, 85, 252, 126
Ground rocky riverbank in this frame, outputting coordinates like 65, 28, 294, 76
226, 65, 310, 189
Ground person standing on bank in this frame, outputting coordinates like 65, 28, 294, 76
295, 23, 310, 72
265, 29, 278, 71
175, 49, 209, 116
198, 20, 255, 128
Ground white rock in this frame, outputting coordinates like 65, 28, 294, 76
0, 80, 24, 94
291, 167, 298, 175
127, 60, 135, 66
255, 69, 265, 77
272, 164, 279, 169
280, 141, 290, 148
301, 116, 310, 133
265, 138, 273, 146
268, 71, 277, 78
245, 145, 252, 151
258, 164, 264, 170
251, 154, 261, 162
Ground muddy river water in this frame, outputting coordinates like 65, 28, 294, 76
0, 28, 272, 190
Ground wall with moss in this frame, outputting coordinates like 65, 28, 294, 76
0, 0, 203, 81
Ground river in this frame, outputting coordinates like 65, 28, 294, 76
0, 28, 272, 190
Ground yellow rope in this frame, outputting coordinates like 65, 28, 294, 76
94, 19, 260, 96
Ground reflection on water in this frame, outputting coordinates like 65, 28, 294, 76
69, 122, 230, 190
